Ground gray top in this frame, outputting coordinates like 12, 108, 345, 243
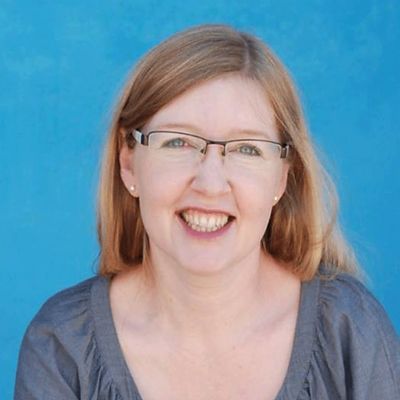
14, 269, 400, 399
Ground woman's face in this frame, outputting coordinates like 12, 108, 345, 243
120, 74, 289, 275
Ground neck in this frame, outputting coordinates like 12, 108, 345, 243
139, 248, 299, 347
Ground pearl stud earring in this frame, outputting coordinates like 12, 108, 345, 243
129, 185, 135, 193
274, 196, 279, 202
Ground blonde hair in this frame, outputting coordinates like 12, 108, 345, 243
97, 24, 358, 280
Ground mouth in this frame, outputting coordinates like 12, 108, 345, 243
178, 209, 235, 233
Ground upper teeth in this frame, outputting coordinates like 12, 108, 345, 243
181, 210, 230, 232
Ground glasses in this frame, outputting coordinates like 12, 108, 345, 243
131, 130, 290, 172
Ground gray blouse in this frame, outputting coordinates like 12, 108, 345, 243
14, 269, 400, 399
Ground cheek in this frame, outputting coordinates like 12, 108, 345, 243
135, 161, 190, 224
238, 172, 281, 209
135, 154, 182, 198
233, 184, 273, 246
234, 172, 282, 237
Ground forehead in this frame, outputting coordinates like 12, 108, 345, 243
145, 74, 278, 140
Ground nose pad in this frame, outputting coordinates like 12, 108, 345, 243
191, 145, 231, 195
202, 143, 226, 157
200, 144, 227, 168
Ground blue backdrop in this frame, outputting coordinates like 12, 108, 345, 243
1, 1, 399, 397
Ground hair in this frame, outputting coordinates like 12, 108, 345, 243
97, 24, 358, 281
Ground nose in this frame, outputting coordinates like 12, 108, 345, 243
190, 145, 231, 196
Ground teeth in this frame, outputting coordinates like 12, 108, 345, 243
181, 210, 230, 232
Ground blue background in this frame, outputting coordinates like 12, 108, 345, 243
1, 1, 399, 397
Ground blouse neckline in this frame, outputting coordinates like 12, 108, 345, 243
90, 274, 320, 400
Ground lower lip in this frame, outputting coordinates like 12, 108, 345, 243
177, 215, 234, 239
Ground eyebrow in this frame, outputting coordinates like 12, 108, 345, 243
152, 123, 273, 140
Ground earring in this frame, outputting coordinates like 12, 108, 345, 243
129, 185, 135, 193
274, 196, 279, 202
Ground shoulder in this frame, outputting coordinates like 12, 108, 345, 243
20, 276, 107, 360
316, 270, 397, 340
306, 269, 400, 398
15, 276, 113, 399
29, 276, 101, 333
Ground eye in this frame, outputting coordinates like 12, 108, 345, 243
162, 137, 187, 148
162, 137, 194, 149
234, 143, 262, 156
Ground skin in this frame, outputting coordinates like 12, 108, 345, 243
115, 74, 301, 399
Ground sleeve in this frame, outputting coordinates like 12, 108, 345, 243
14, 319, 80, 400
315, 274, 400, 399
343, 304, 400, 399
361, 307, 399, 397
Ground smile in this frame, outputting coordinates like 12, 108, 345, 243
180, 209, 234, 232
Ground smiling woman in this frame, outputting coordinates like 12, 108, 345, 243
118, 75, 290, 278
14, 25, 399, 400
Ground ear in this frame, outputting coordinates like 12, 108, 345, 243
119, 129, 139, 197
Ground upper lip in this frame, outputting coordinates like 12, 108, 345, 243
177, 206, 236, 218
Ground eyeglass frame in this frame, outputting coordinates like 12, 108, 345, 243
131, 129, 291, 159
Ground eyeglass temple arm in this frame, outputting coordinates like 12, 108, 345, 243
280, 144, 290, 159
133, 130, 149, 145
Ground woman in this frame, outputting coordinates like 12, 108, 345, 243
15, 25, 399, 399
